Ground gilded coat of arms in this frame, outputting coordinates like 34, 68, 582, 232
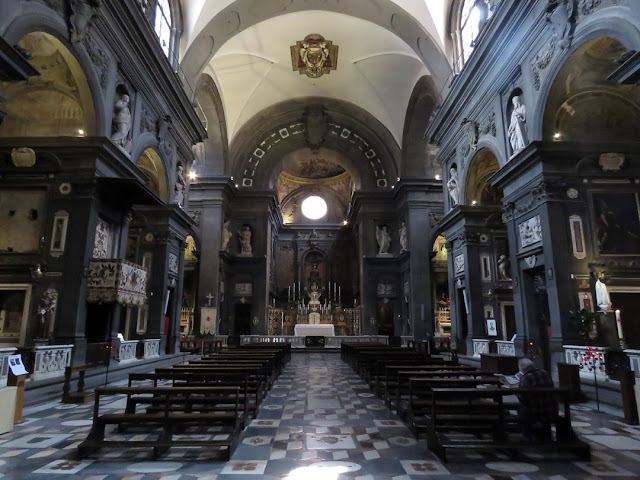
291, 33, 338, 78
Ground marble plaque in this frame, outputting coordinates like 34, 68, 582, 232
518, 215, 542, 248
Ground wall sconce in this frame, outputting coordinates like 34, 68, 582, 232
31, 264, 43, 280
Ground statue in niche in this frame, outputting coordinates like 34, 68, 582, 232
376, 225, 391, 255
447, 167, 459, 207
221, 220, 232, 252
174, 164, 186, 207
595, 278, 612, 311
70, 0, 101, 43
399, 221, 408, 253
508, 96, 529, 155
111, 93, 131, 147
37, 288, 58, 339
238, 226, 252, 255
498, 255, 512, 281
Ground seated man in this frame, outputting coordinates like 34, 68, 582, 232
517, 358, 558, 442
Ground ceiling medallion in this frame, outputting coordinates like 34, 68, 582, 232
291, 33, 338, 78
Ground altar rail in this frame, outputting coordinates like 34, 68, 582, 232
31, 344, 73, 381
0, 347, 17, 387
142, 339, 160, 359
240, 335, 305, 348
472, 338, 491, 357
324, 336, 389, 348
114, 339, 139, 362
563, 345, 607, 379
625, 349, 640, 377
239, 335, 389, 348
495, 340, 516, 356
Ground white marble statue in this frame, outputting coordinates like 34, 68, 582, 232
595, 278, 612, 311
376, 225, 391, 255
508, 96, 529, 155
399, 221, 408, 253
238, 226, 252, 255
174, 164, 186, 207
111, 93, 131, 146
498, 254, 512, 281
447, 167, 459, 207
221, 220, 232, 252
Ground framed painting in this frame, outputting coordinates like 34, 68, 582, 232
592, 192, 640, 255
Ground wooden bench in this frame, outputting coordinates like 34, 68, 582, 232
77, 386, 241, 459
128, 370, 256, 426
407, 376, 504, 437
425, 387, 591, 462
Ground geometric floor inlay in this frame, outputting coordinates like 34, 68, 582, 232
0, 352, 638, 480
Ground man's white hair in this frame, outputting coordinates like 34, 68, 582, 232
518, 357, 535, 372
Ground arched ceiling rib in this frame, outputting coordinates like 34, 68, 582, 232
181, 0, 452, 56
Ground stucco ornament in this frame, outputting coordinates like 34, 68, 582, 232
70, 0, 102, 43
291, 34, 339, 78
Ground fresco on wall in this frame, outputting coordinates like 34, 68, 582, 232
283, 157, 345, 179
593, 193, 640, 255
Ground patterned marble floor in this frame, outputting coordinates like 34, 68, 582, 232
0, 353, 639, 479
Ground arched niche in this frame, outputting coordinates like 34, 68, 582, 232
402, 75, 439, 178
137, 148, 169, 203
542, 37, 640, 142
0, 32, 96, 137
193, 74, 228, 176
464, 149, 502, 206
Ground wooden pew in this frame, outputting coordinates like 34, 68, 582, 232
77, 386, 241, 459
128, 370, 256, 426
407, 376, 504, 438
425, 387, 591, 462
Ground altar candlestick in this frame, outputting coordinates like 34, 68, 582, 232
339, 286, 341, 304
334, 283, 336, 301
293, 283, 295, 301
288, 286, 291, 301
615, 309, 624, 339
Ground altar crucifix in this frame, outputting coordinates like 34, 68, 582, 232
205, 293, 214, 306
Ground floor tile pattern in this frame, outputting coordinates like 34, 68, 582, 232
0, 353, 639, 479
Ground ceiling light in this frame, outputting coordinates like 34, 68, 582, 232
301, 196, 327, 220
435, 174, 441, 181
472, 200, 477, 205
235, 184, 239, 188
391, 185, 395, 189
77, 129, 84, 135
188, 171, 197, 181
553, 132, 561, 140
343, 220, 348, 225
397, 177, 400, 182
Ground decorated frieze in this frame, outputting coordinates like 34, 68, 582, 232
518, 215, 542, 248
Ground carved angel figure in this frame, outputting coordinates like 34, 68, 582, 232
70, 0, 102, 43
238, 226, 252, 255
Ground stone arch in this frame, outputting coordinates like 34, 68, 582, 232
0, 31, 98, 138
531, 11, 640, 140
193, 74, 229, 176
2, 11, 107, 136
401, 75, 439, 178
180, 0, 452, 94
229, 97, 400, 191
136, 147, 170, 203
462, 148, 502, 207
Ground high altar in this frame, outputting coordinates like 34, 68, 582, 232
267, 282, 361, 336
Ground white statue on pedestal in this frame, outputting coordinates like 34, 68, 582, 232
508, 96, 529, 155
376, 225, 391, 255
595, 278, 612, 311
447, 167, 459, 207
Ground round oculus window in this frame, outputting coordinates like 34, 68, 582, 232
301, 196, 328, 220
